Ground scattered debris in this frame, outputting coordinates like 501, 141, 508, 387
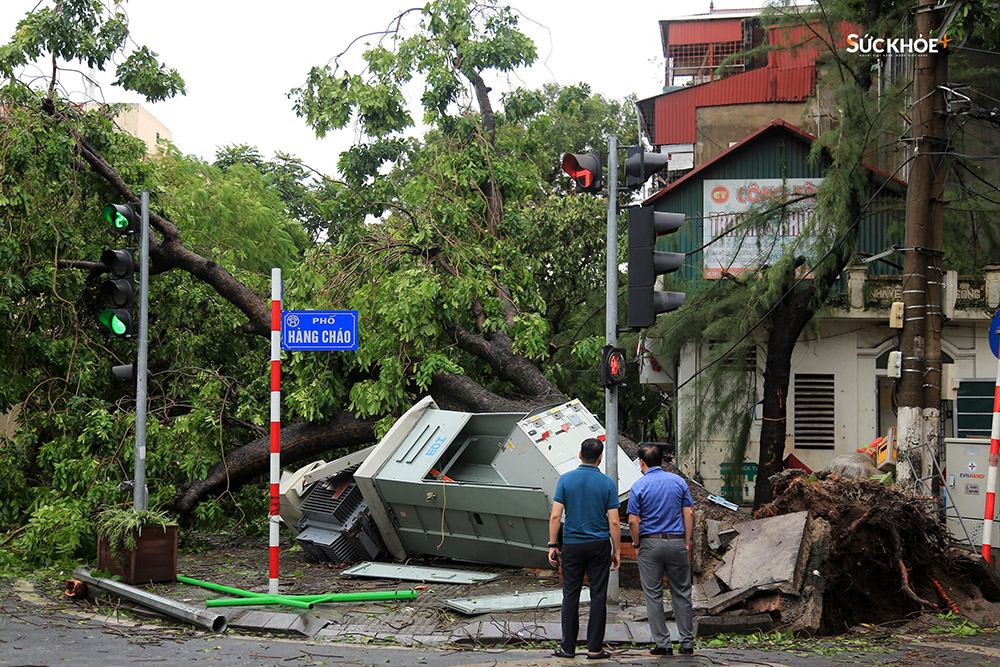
64, 578, 87, 598
444, 588, 588, 615
342, 561, 498, 584
707, 494, 740, 511
686, 472, 1000, 635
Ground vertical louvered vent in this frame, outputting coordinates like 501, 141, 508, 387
793, 373, 835, 449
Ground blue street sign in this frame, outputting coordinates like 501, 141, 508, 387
282, 310, 358, 351
990, 310, 1000, 360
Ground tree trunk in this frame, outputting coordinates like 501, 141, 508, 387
755, 291, 816, 508
172, 413, 380, 514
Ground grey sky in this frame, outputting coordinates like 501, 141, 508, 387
0, 1, 751, 175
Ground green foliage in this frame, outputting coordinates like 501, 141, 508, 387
930, 611, 981, 637
0, 0, 184, 103
95, 506, 173, 562
0, 0, 641, 573
702, 630, 895, 655
291, 0, 536, 137
3, 494, 92, 568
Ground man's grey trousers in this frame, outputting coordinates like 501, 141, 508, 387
637, 536, 694, 650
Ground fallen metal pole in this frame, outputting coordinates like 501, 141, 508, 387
74, 568, 227, 633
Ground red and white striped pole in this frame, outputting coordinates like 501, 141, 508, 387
984, 352, 1000, 565
269, 268, 282, 594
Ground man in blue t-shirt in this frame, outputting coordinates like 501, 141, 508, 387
547, 437, 620, 660
627, 444, 695, 656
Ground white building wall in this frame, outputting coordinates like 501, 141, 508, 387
673, 311, 995, 500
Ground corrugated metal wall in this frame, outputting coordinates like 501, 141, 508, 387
650, 128, 903, 284
654, 67, 816, 144
667, 19, 743, 45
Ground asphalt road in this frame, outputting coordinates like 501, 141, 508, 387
3, 578, 1000, 667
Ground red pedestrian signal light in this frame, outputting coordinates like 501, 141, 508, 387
562, 151, 604, 194
601, 345, 627, 387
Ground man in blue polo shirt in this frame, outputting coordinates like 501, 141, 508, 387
548, 437, 620, 660
627, 444, 695, 656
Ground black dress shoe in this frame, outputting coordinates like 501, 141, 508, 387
679, 646, 695, 655
650, 645, 673, 655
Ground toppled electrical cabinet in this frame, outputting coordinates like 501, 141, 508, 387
279, 447, 384, 562
354, 397, 639, 569
293, 463, 384, 563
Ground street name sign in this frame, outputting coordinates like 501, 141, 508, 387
282, 310, 358, 351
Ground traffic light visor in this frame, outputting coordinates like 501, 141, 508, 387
99, 309, 131, 336
103, 203, 138, 234
562, 154, 594, 188
562, 152, 603, 192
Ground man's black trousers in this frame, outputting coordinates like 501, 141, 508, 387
560, 539, 611, 654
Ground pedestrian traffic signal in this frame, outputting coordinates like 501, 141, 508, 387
103, 202, 140, 235
627, 206, 686, 329
600, 345, 627, 387
561, 151, 604, 194
624, 147, 671, 190
100, 248, 135, 336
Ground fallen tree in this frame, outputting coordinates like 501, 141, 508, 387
756, 472, 1000, 633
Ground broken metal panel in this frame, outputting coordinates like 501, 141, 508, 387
341, 562, 498, 584
279, 446, 376, 535
302, 446, 374, 487
444, 588, 590, 615
715, 510, 810, 594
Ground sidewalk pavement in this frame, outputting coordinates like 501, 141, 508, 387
6, 575, 1000, 667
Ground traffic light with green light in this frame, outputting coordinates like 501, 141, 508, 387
100, 248, 135, 336
104, 203, 140, 235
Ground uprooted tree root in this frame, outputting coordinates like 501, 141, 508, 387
756, 472, 1000, 634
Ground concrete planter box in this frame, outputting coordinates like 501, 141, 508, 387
97, 525, 178, 585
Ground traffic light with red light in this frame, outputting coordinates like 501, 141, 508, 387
600, 345, 627, 387
562, 151, 604, 194
627, 206, 686, 329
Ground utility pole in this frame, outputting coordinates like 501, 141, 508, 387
897, 0, 946, 491
922, 12, 949, 498
605, 134, 620, 605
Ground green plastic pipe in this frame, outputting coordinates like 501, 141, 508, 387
304, 590, 418, 603
177, 575, 262, 598
179, 575, 418, 605
206, 596, 314, 609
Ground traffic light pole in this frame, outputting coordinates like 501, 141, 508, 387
605, 135, 620, 604
134, 191, 151, 511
